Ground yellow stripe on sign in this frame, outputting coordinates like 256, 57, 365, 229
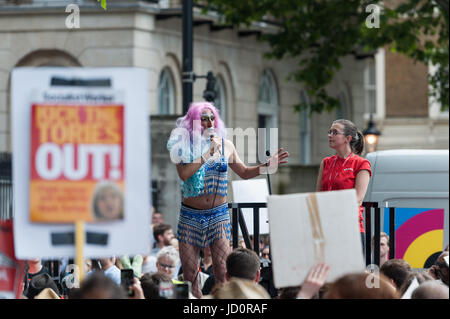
403, 230, 443, 268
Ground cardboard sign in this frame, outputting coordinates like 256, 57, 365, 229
0, 220, 26, 299
268, 189, 365, 288
231, 179, 270, 235
11, 67, 151, 259
30, 103, 125, 223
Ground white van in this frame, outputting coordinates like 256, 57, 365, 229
364, 149, 449, 268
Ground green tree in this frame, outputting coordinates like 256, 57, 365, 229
200, 0, 449, 113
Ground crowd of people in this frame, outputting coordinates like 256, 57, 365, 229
18, 207, 449, 300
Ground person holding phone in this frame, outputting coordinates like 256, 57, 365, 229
167, 101, 289, 298
315, 119, 372, 251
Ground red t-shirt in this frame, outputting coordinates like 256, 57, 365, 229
321, 153, 372, 233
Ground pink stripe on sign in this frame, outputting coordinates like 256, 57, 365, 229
395, 209, 444, 259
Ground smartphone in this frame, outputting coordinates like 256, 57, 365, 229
120, 269, 135, 297
174, 282, 191, 299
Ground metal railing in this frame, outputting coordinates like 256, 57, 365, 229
228, 202, 267, 256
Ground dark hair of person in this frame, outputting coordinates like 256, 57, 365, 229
278, 286, 301, 299
25, 273, 61, 299
76, 272, 126, 299
226, 248, 261, 281
333, 119, 364, 155
140, 272, 172, 299
380, 259, 412, 289
153, 223, 172, 242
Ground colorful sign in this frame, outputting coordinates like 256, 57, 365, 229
383, 208, 445, 268
30, 104, 125, 223
0, 220, 25, 299
11, 67, 151, 260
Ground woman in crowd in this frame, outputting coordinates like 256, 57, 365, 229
315, 119, 372, 250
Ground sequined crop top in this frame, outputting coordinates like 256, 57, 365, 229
181, 138, 228, 198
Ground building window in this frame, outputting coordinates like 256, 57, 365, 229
364, 58, 377, 115
214, 75, 227, 123
299, 89, 311, 165
258, 70, 278, 160
158, 67, 175, 115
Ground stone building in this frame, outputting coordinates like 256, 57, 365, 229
0, 0, 447, 228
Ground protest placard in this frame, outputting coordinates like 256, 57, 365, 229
268, 189, 365, 288
0, 220, 26, 299
30, 102, 125, 223
11, 67, 151, 259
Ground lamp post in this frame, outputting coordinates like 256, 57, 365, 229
363, 114, 381, 153
182, 0, 194, 114
182, 1, 217, 110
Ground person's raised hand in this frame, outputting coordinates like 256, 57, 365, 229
129, 277, 145, 299
268, 148, 289, 169
297, 263, 330, 299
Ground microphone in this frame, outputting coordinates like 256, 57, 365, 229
207, 127, 216, 139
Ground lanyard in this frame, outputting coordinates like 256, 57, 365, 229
328, 153, 353, 191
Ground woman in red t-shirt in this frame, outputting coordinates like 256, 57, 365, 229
315, 119, 372, 251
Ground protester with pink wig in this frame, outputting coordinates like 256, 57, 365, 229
167, 101, 289, 298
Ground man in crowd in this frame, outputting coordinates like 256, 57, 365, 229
142, 223, 175, 275
372, 232, 390, 266
23, 258, 49, 295
99, 257, 121, 286
151, 223, 175, 255
380, 259, 412, 291
428, 250, 449, 286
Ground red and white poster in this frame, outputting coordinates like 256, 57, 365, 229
12, 68, 150, 260
0, 220, 26, 299
29, 103, 125, 223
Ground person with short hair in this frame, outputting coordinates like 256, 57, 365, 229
152, 210, 164, 225
76, 272, 127, 299
427, 250, 449, 286
99, 257, 121, 286
372, 232, 390, 266
380, 259, 412, 290
411, 281, 449, 299
156, 246, 180, 279
25, 273, 61, 299
226, 248, 261, 282
151, 223, 175, 255
140, 272, 172, 299
208, 248, 270, 299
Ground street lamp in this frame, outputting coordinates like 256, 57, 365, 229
201, 71, 216, 102
363, 114, 381, 153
